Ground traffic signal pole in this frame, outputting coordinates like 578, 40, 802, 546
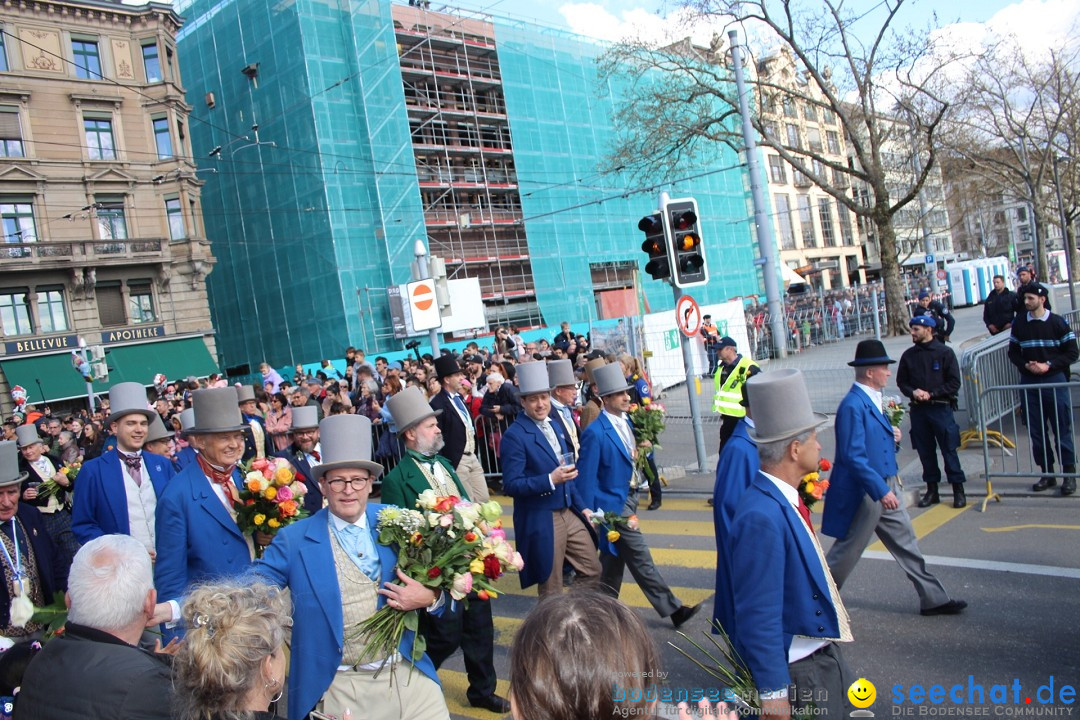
661, 191, 710, 473
412, 240, 441, 356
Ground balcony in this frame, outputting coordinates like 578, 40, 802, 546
0, 237, 173, 268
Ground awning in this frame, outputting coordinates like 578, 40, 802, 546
1, 336, 218, 403
782, 264, 807, 287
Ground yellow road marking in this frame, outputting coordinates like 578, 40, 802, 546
492, 615, 523, 646
867, 503, 968, 552
437, 669, 511, 719
494, 580, 713, 609
981, 524, 1080, 533
492, 496, 712, 514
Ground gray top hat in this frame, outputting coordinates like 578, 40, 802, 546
236, 385, 256, 404
386, 386, 441, 434
0, 441, 28, 487
14, 424, 43, 449
291, 405, 319, 431
516, 361, 551, 396
189, 388, 247, 434
594, 362, 630, 397
145, 414, 173, 444
584, 358, 607, 385
106, 382, 155, 425
547, 359, 576, 389
746, 369, 827, 444
311, 414, 383, 482
178, 408, 196, 435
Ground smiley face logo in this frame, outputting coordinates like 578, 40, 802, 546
848, 678, 876, 709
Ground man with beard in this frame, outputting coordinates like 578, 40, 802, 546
272, 406, 323, 514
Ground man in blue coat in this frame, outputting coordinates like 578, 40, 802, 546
153, 388, 255, 639
272, 405, 324, 514
72, 382, 175, 556
500, 361, 599, 597
576, 363, 698, 627
823, 340, 966, 616
256, 414, 449, 720
730, 369, 853, 717
173, 408, 198, 470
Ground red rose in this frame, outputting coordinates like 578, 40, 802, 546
482, 554, 502, 579
246, 498, 256, 506
818, 458, 832, 472
464, 531, 477, 543
427, 566, 442, 579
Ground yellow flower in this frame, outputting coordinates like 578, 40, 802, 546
274, 467, 293, 486
469, 558, 484, 574
254, 513, 267, 526
60, 467, 69, 475
263, 486, 277, 500
607, 530, 621, 543
804, 481, 816, 495
268, 518, 281, 529
642, 397, 651, 406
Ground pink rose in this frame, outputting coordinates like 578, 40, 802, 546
450, 572, 473, 600
439, 513, 453, 528
251, 458, 271, 472
488, 528, 507, 541
276, 485, 293, 503
511, 552, 525, 571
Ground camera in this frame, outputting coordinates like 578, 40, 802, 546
405, 340, 421, 350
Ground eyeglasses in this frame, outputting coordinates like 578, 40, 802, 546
326, 476, 370, 491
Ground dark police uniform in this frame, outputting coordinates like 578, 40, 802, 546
896, 319, 966, 507
913, 297, 955, 342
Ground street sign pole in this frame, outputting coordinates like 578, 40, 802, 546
412, 240, 441, 355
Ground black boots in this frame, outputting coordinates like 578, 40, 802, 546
1063, 465, 1076, 496
951, 483, 967, 508
917, 483, 940, 508
1033, 463, 1056, 492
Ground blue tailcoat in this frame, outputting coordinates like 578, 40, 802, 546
575, 412, 634, 556
71, 449, 175, 544
255, 505, 442, 720
821, 385, 896, 540
174, 445, 198, 471
711, 418, 758, 637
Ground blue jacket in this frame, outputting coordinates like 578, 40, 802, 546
500, 412, 593, 588
821, 385, 896, 540
255, 506, 442, 720
711, 418, 758, 637
731, 473, 840, 693
576, 412, 634, 555
153, 461, 253, 637
174, 445, 198, 471
71, 449, 175, 544
273, 444, 324, 515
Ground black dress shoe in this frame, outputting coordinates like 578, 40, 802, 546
470, 694, 511, 714
670, 602, 701, 629
1033, 477, 1057, 492
647, 499, 661, 511
1062, 478, 1077, 496
916, 488, 940, 508
920, 599, 968, 616
951, 483, 966, 508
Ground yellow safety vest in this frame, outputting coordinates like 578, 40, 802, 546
712, 355, 758, 416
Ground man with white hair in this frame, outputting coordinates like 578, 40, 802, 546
18, 534, 174, 719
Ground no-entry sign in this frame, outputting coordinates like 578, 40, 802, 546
407, 279, 442, 331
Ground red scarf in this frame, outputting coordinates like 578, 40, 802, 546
197, 455, 239, 506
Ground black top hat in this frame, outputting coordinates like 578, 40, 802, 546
848, 339, 895, 367
434, 354, 463, 380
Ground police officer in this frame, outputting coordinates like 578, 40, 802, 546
912, 290, 955, 342
712, 337, 760, 455
896, 315, 966, 508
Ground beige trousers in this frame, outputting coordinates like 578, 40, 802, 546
318, 662, 449, 720
455, 453, 489, 503
538, 508, 602, 596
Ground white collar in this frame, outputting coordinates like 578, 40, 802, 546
744, 417, 756, 428
1027, 311, 1050, 322
854, 382, 882, 408
760, 470, 799, 508
602, 409, 626, 425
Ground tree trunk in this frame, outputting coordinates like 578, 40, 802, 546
1033, 206, 1051, 283
874, 213, 911, 336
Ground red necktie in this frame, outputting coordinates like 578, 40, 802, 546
310, 450, 320, 461
797, 497, 815, 535
197, 455, 239, 506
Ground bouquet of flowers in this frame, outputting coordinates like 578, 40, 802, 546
798, 458, 831, 510
37, 461, 81, 506
629, 399, 666, 483
588, 508, 639, 543
883, 396, 907, 450
354, 490, 522, 667
234, 457, 309, 557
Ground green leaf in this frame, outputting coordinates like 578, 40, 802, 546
402, 609, 419, 632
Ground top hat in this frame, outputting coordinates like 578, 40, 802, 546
746, 369, 827, 444
311, 414, 383, 482
547, 359, 576, 388
178, 408, 196, 436
594, 363, 630, 397
106, 382, 155, 425
434, 355, 462, 381
236, 385, 256, 404
0, 441, 27, 488
584, 358, 607, 385
145, 415, 173, 444
386, 386, 441, 433
848, 339, 895, 367
189, 388, 247, 434
291, 406, 320, 431
14, 425, 43, 449
516, 362, 551, 396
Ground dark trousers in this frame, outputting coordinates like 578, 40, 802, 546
910, 404, 965, 485
717, 414, 740, 455
706, 345, 720, 375
646, 453, 661, 502
1023, 373, 1076, 470
40, 508, 78, 574
421, 593, 497, 703
789, 643, 854, 718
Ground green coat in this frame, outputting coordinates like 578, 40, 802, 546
381, 454, 470, 509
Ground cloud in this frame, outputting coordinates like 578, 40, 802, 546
558, 2, 733, 45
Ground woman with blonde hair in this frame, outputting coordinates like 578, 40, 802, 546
173, 580, 291, 720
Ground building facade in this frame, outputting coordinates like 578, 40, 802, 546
0, 0, 219, 413
174, 0, 763, 375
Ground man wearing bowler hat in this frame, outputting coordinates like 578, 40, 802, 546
729, 370, 853, 718
381, 387, 508, 715
576, 363, 700, 628
237, 385, 271, 462
430, 354, 489, 503
72, 382, 176, 556
501, 361, 600, 597
273, 405, 324, 514
823, 340, 966, 616
154, 387, 258, 639
256, 414, 450, 720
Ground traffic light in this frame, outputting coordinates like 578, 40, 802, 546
639, 212, 670, 281
664, 197, 708, 288
87, 345, 109, 382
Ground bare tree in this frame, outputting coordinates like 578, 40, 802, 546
599, 0, 952, 335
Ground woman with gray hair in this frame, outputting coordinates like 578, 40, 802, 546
172, 580, 291, 720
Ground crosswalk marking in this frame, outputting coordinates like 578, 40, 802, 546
493, 580, 714, 610
437, 669, 511, 719
866, 502, 967, 552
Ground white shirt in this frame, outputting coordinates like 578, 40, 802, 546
602, 409, 635, 455
855, 381, 883, 412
